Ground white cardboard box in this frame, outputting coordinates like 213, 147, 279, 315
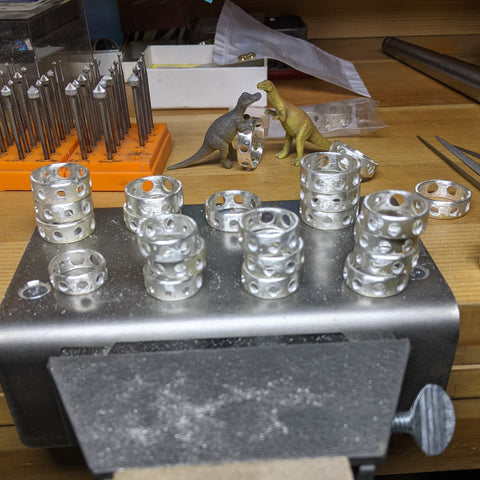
124, 45, 268, 109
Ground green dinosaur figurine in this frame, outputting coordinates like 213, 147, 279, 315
257, 79, 332, 166
168, 91, 261, 170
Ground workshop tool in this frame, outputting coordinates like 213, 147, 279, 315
0, 58, 172, 191
417, 136, 480, 190
0, 200, 459, 466
383, 37, 480, 103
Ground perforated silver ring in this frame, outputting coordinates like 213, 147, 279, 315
34, 195, 94, 223
415, 179, 471, 219
239, 207, 300, 255
143, 269, 203, 301
300, 202, 358, 230
30, 163, 92, 203
205, 190, 262, 232
237, 116, 264, 169
343, 252, 410, 298
124, 175, 183, 218
300, 152, 361, 194
300, 186, 359, 212
48, 249, 108, 295
241, 263, 300, 299
359, 190, 429, 239
36, 211, 96, 244
329, 140, 378, 181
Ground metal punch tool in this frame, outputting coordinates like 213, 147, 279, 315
418, 135, 480, 190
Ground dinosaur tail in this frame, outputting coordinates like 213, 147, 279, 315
309, 130, 332, 151
167, 143, 214, 170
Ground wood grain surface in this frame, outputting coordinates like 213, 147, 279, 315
1, 32, 480, 478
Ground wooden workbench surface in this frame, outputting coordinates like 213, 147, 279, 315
1, 35, 480, 478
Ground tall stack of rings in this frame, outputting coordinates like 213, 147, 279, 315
343, 190, 430, 297
299, 152, 361, 230
123, 175, 183, 233
239, 208, 304, 299
30, 163, 95, 243
136, 213, 206, 301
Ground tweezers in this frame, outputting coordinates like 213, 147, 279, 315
417, 135, 480, 190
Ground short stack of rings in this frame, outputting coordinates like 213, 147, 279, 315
415, 179, 471, 219
239, 207, 304, 299
300, 151, 361, 230
343, 190, 430, 297
123, 175, 183, 233
205, 190, 262, 232
30, 163, 95, 243
136, 213, 206, 301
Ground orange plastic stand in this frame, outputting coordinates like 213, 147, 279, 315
0, 123, 172, 192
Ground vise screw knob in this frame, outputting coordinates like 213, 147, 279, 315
392, 384, 455, 456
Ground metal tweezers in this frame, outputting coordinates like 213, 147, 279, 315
417, 135, 480, 190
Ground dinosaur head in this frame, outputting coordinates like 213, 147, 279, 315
257, 80, 274, 92
237, 91, 262, 108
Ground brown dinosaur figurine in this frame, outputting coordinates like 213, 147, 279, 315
257, 79, 332, 166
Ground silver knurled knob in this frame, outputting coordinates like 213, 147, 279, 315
392, 384, 455, 456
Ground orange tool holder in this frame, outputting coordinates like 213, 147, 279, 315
0, 123, 172, 192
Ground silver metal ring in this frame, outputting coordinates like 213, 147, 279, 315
300, 186, 359, 212
145, 236, 206, 281
300, 202, 358, 230
124, 175, 183, 218
48, 249, 108, 295
350, 244, 420, 276
239, 208, 300, 255
143, 270, 203, 301
243, 237, 304, 279
343, 252, 410, 298
329, 140, 378, 181
136, 214, 199, 262
36, 212, 96, 244
414, 179, 471, 219
241, 263, 300, 299
360, 190, 429, 239
237, 116, 264, 169
354, 220, 419, 255
300, 152, 361, 194
34, 195, 94, 224
30, 163, 92, 203
205, 190, 262, 232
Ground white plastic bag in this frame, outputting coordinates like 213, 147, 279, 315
213, 1, 370, 98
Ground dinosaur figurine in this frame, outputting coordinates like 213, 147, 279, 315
257, 79, 332, 166
168, 91, 261, 170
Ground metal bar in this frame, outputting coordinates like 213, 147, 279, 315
417, 135, 480, 190
65, 83, 88, 160
7, 80, 30, 153
27, 85, 50, 160
35, 78, 55, 154
383, 37, 480, 103
127, 73, 145, 146
93, 84, 114, 159
40, 75, 60, 147
1, 85, 24, 159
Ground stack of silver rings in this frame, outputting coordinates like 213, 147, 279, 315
239, 208, 304, 299
299, 152, 361, 230
30, 163, 95, 243
343, 190, 430, 297
136, 213, 206, 301
123, 175, 183, 233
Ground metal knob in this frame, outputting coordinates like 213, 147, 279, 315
392, 384, 455, 456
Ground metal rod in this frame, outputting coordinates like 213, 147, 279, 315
7, 79, 30, 153
127, 73, 145, 146
35, 78, 55, 154
1, 85, 24, 159
40, 74, 60, 147
93, 84, 114, 159
383, 37, 480, 103
65, 83, 88, 160
27, 85, 49, 160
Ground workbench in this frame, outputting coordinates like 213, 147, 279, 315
1, 31, 480, 477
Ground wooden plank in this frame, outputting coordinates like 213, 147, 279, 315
448, 365, 480, 400
113, 457, 353, 480
0, 393, 13, 426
